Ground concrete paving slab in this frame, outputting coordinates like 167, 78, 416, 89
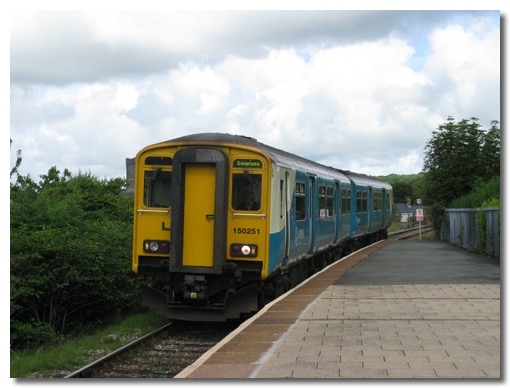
176, 240, 500, 379
253, 283, 500, 379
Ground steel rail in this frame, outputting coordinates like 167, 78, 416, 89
64, 322, 174, 378
389, 225, 434, 239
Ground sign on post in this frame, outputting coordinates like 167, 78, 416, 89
416, 208, 423, 240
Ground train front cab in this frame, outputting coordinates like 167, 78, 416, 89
132, 142, 270, 321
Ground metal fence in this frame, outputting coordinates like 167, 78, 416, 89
440, 207, 500, 258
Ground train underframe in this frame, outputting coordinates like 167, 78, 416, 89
141, 229, 387, 322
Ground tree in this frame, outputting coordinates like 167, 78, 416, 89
480, 120, 500, 180
10, 138, 23, 179
381, 173, 425, 205
422, 117, 500, 228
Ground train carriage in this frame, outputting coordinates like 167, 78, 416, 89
132, 133, 393, 321
341, 171, 393, 243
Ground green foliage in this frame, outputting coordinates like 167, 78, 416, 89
481, 197, 500, 208
480, 121, 501, 179
422, 117, 500, 227
448, 176, 500, 209
379, 173, 425, 204
10, 138, 23, 178
472, 192, 501, 252
10, 167, 141, 349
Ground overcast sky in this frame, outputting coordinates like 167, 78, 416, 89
8, 6, 502, 182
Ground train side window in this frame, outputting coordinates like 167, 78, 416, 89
232, 173, 261, 211
357, 190, 368, 213
318, 185, 326, 217
374, 192, 382, 211
327, 186, 334, 216
341, 189, 351, 215
295, 182, 306, 221
319, 185, 334, 218
144, 169, 172, 208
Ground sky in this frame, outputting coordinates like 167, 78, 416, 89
7, 5, 503, 183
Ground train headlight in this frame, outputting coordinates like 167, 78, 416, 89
241, 245, 251, 255
230, 243, 257, 257
143, 240, 170, 254
149, 242, 159, 252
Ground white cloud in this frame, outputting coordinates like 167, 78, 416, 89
424, 21, 500, 121
9, 10, 501, 181
112, 83, 139, 111
170, 65, 230, 115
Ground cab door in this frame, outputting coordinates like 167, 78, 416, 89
182, 164, 215, 267
170, 148, 228, 273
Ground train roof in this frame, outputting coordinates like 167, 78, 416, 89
167, 132, 350, 182
167, 132, 310, 167
159, 133, 391, 188
338, 169, 392, 190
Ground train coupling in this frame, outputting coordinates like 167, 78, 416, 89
183, 275, 207, 300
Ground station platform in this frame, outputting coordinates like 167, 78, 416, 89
175, 240, 500, 379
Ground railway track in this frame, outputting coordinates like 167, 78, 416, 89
63, 227, 433, 378
64, 320, 240, 378
389, 224, 434, 240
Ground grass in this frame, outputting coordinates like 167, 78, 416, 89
10, 311, 169, 378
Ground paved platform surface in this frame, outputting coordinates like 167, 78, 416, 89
176, 240, 500, 379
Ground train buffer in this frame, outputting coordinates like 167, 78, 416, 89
176, 239, 500, 379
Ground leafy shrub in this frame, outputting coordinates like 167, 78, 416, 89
448, 176, 500, 209
10, 168, 143, 348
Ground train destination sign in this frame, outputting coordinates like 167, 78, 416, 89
233, 159, 262, 168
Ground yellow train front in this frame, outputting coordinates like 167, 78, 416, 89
132, 133, 271, 321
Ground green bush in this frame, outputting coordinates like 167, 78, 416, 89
10, 168, 142, 348
10, 321, 60, 347
481, 197, 500, 207
448, 176, 500, 209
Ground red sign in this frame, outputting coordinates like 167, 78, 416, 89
416, 209, 424, 221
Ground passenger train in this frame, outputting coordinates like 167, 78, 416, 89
132, 133, 393, 321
